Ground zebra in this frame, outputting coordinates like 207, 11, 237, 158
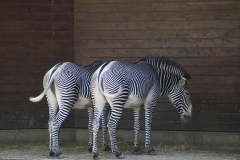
91, 57, 192, 159
29, 61, 111, 158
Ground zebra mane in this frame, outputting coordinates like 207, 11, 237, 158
84, 60, 103, 67
141, 57, 191, 80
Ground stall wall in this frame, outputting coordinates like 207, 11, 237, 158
0, 0, 75, 129
74, 0, 240, 132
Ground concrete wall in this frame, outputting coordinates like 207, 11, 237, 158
1, 129, 239, 150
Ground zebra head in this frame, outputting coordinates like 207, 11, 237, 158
168, 77, 192, 124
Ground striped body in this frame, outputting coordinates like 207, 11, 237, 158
91, 57, 192, 158
30, 61, 110, 158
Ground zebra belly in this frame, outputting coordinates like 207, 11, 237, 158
73, 97, 93, 109
123, 96, 145, 108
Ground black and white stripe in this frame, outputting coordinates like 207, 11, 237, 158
91, 57, 192, 158
30, 61, 111, 158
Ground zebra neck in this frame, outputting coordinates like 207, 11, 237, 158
157, 72, 178, 97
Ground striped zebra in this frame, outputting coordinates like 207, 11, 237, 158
29, 61, 111, 158
91, 57, 192, 159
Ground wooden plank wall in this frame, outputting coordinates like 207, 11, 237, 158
74, 0, 240, 132
0, 0, 74, 129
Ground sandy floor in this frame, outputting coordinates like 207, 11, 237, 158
0, 142, 239, 160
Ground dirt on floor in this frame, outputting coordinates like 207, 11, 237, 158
0, 141, 239, 160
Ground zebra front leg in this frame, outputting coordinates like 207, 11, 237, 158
88, 107, 94, 153
144, 106, 157, 155
133, 106, 141, 154
101, 103, 111, 151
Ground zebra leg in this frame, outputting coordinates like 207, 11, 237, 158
101, 103, 111, 151
92, 103, 105, 159
133, 106, 141, 154
107, 106, 124, 158
51, 90, 77, 158
144, 105, 156, 155
46, 89, 58, 157
51, 107, 73, 159
48, 113, 55, 157
87, 107, 94, 152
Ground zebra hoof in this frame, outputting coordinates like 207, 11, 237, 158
49, 151, 55, 157
57, 154, 65, 159
103, 144, 111, 151
115, 151, 124, 159
49, 150, 65, 158
93, 152, 100, 159
147, 148, 157, 155
133, 147, 141, 155
56, 151, 65, 159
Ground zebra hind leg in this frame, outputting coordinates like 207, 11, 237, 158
101, 103, 111, 152
107, 114, 124, 158
46, 89, 58, 157
51, 106, 75, 158
87, 106, 111, 153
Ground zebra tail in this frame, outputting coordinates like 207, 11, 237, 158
29, 62, 63, 103
29, 90, 46, 102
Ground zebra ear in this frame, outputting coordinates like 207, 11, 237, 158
179, 78, 186, 86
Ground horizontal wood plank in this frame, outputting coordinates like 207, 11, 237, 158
75, 39, 239, 48
74, 57, 240, 67
0, 76, 42, 85
74, 10, 240, 22
0, 57, 73, 67
0, 40, 73, 53
74, 48, 240, 57
74, 2, 240, 12
75, 29, 240, 39
0, 101, 49, 111
0, 14, 73, 22
0, 31, 73, 41
74, 0, 240, 4
1, 48, 74, 58
0, 5, 73, 13
185, 67, 240, 76
75, 20, 240, 30
189, 76, 240, 85
0, 22, 73, 31
0, 0, 73, 4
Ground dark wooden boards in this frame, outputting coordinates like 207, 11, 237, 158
74, 0, 240, 132
0, 0, 74, 129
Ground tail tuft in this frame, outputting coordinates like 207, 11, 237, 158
29, 97, 39, 102
29, 91, 46, 102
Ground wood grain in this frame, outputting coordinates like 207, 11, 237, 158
74, 0, 240, 132
0, 0, 74, 129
